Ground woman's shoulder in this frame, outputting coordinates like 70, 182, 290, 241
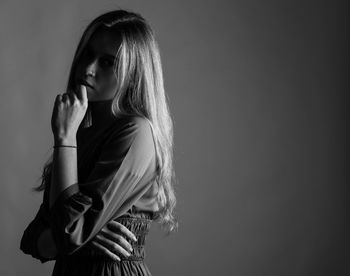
108, 115, 154, 142
109, 115, 156, 162
113, 115, 152, 132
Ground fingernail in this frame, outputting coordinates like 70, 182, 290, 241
133, 236, 137, 242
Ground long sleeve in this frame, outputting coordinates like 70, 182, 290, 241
49, 116, 158, 255
20, 185, 57, 263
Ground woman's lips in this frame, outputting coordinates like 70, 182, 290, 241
77, 78, 95, 90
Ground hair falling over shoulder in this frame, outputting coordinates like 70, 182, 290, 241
33, 9, 178, 234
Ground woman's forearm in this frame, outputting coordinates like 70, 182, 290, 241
49, 136, 78, 209
37, 228, 57, 258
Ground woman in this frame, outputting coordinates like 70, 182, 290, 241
20, 9, 177, 276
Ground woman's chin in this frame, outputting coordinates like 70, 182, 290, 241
86, 89, 96, 101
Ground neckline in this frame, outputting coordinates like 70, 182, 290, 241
88, 99, 115, 128
77, 99, 117, 132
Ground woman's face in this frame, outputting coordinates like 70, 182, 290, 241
73, 27, 122, 101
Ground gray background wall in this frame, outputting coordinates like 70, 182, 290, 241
0, 0, 349, 275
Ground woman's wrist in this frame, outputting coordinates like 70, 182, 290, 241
54, 134, 77, 147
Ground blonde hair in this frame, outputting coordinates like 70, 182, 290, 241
34, 9, 178, 233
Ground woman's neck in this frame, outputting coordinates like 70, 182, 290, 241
87, 99, 115, 129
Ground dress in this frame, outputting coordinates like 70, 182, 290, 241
20, 100, 159, 276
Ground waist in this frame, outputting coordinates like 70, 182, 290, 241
67, 215, 153, 262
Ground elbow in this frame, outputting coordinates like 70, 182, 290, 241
20, 220, 45, 257
20, 228, 55, 263
51, 217, 93, 256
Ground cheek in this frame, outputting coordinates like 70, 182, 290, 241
100, 75, 118, 94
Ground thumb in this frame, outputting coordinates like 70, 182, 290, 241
76, 84, 88, 104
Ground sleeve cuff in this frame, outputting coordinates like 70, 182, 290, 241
50, 183, 80, 212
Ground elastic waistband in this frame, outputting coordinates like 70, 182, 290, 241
65, 215, 153, 262
65, 249, 146, 262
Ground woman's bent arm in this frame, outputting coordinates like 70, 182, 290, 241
48, 117, 157, 255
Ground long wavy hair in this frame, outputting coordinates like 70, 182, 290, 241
34, 9, 178, 233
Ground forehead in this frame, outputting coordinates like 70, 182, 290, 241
87, 26, 122, 56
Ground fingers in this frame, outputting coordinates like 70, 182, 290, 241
91, 241, 121, 262
55, 90, 82, 107
67, 92, 77, 104
94, 233, 132, 258
55, 94, 62, 103
107, 221, 138, 242
55, 93, 71, 104
62, 93, 70, 102
99, 227, 133, 253
75, 84, 88, 105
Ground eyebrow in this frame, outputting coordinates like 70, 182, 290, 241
103, 53, 116, 60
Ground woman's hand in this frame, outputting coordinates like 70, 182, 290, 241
90, 221, 138, 262
51, 85, 88, 144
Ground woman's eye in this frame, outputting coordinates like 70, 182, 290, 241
100, 58, 114, 68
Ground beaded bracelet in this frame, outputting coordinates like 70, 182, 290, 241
53, 145, 77, 149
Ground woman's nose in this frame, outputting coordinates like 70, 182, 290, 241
85, 60, 97, 78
